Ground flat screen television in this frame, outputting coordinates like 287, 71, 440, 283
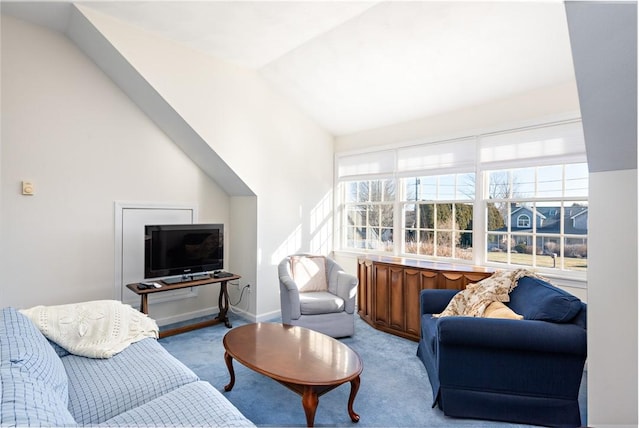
144, 224, 224, 281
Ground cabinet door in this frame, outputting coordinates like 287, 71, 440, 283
373, 264, 390, 327
357, 259, 374, 322
463, 272, 490, 287
405, 270, 438, 337
440, 272, 466, 290
389, 266, 405, 331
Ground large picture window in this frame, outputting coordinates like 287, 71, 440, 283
336, 120, 588, 280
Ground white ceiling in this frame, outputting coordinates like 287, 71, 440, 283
2, 1, 577, 136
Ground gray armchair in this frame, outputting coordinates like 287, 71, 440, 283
278, 254, 358, 338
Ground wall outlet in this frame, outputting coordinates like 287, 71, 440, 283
22, 181, 34, 195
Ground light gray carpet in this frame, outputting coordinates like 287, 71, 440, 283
159, 313, 587, 427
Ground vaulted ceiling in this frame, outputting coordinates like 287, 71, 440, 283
2, 1, 577, 136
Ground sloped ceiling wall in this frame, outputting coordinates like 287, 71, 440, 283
565, 1, 637, 173
66, 5, 254, 196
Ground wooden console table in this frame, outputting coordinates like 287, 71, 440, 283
126, 274, 240, 338
357, 256, 493, 341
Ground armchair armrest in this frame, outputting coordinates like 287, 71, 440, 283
438, 317, 587, 355
279, 275, 301, 320
420, 289, 459, 315
336, 271, 358, 314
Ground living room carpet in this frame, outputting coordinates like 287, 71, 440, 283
160, 313, 587, 427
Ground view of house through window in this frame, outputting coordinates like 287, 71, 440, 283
486, 163, 588, 271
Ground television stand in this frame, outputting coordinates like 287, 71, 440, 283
126, 273, 241, 338
163, 274, 210, 284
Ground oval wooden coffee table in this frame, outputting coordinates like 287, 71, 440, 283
223, 322, 363, 427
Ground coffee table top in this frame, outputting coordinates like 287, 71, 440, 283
223, 323, 362, 386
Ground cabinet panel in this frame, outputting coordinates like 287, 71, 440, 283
389, 266, 405, 331
404, 269, 423, 337
373, 264, 390, 327
357, 259, 373, 322
421, 270, 438, 290
464, 273, 489, 286
441, 272, 466, 290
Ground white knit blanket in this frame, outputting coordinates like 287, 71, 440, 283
433, 269, 545, 318
20, 300, 159, 358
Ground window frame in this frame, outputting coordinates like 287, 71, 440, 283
335, 119, 588, 283
483, 164, 588, 275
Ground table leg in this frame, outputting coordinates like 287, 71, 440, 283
302, 386, 319, 427
140, 295, 149, 314
216, 281, 232, 328
223, 351, 235, 391
348, 376, 361, 423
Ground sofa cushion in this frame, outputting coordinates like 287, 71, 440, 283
0, 307, 77, 427
63, 337, 199, 425
483, 302, 523, 320
299, 291, 344, 315
508, 276, 582, 323
99, 381, 255, 427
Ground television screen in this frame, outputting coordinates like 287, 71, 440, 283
144, 224, 224, 280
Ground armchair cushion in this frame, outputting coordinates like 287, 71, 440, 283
508, 276, 582, 323
290, 255, 328, 292
300, 292, 345, 315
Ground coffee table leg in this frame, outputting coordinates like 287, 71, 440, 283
302, 386, 319, 427
348, 376, 361, 423
223, 351, 235, 391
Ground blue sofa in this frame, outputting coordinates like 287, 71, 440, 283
417, 275, 587, 427
0, 307, 255, 427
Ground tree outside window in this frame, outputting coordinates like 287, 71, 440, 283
402, 174, 474, 260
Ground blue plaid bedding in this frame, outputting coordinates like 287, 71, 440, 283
100, 381, 255, 427
1, 307, 254, 427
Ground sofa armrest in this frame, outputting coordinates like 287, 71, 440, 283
420, 289, 459, 315
437, 316, 587, 355
336, 271, 358, 314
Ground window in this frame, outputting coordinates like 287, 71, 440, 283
402, 174, 474, 260
517, 214, 531, 228
336, 119, 588, 280
485, 163, 588, 272
343, 179, 395, 252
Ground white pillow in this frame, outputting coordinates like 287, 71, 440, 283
290, 256, 328, 293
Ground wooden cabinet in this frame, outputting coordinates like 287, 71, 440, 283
357, 256, 493, 341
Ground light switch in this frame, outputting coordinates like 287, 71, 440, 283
22, 181, 34, 196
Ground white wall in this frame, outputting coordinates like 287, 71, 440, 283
335, 81, 580, 152
0, 15, 229, 323
587, 168, 637, 427
1, 9, 336, 322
